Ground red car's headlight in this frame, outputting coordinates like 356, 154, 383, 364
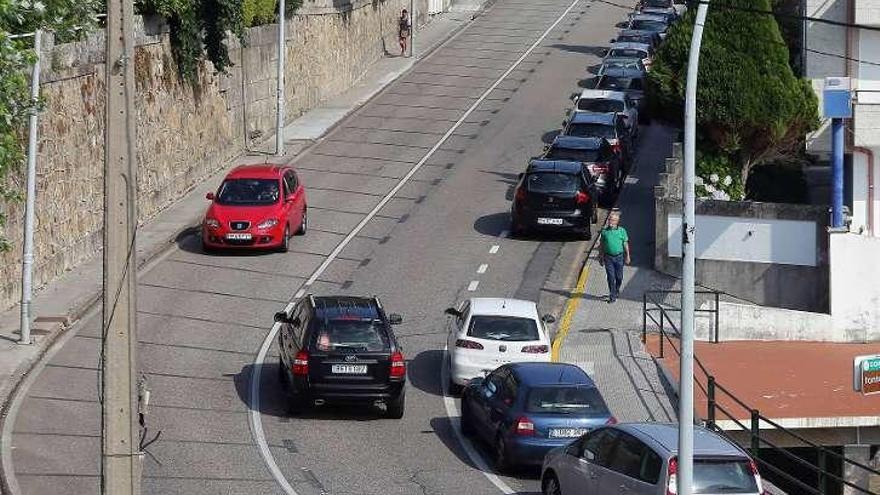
205, 218, 220, 229
257, 219, 279, 229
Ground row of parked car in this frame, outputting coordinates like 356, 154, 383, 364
473, 2, 769, 494
509, 0, 685, 240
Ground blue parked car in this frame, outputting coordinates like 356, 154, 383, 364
460, 362, 615, 472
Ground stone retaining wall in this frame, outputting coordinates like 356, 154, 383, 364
0, 0, 427, 311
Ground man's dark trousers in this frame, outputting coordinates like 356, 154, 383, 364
604, 253, 624, 301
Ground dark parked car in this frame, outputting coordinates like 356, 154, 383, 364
274, 295, 407, 418
610, 29, 662, 51
628, 13, 672, 38
510, 160, 598, 239
542, 135, 623, 206
595, 67, 648, 123
562, 111, 633, 169
460, 362, 615, 471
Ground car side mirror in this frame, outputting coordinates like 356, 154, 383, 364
609, 38, 616, 43
444, 307, 461, 317
274, 311, 291, 324
206, 192, 215, 200
564, 108, 572, 116
569, 92, 579, 101
388, 313, 403, 325
542, 314, 556, 324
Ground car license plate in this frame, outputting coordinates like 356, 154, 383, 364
225, 233, 252, 240
549, 427, 587, 438
537, 218, 563, 225
331, 364, 367, 374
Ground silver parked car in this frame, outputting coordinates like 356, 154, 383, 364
541, 423, 765, 495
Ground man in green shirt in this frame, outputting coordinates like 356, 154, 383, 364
599, 210, 631, 303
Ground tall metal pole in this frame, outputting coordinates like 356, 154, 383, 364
102, 0, 140, 487
831, 118, 844, 228
275, 0, 286, 156
19, 28, 43, 346
680, 2, 709, 495
409, 0, 415, 58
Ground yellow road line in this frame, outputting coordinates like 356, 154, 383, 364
551, 258, 593, 362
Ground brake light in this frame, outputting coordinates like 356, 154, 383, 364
611, 142, 622, 154
455, 339, 484, 350
515, 187, 526, 202
575, 191, 589, 205
666, 456, 677, 495
390, 351, 406, 379
588, 162, 610, 176
292, 350, 309, 376
606, 416, 618, 425
513, 416, 535, 436
748, 459, 766, 494
521, 344, 549, 353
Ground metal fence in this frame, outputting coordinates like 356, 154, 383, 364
642, 289, 880, 495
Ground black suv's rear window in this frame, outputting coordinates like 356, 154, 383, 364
467, 315, 540, 341
694, 459, 759, 494
577, 98, 625, 113
527, 172, 579, 194
567, 123, 615, 139
526, 386, 610, 415
545, 147, 601, 163
312, 319, 390, 352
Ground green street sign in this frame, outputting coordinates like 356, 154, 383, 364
863, 358, 880, 372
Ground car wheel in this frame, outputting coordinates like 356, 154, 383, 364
202, 238, 217, 254
296, 207, 307, 236
591, 206, 599, 224
580, 227, 592, 241
510, 218, 526, 238
542, 473, 562, 495
460, 400, 475, 437
279, 226, 290, 253
386, 391, 405, 419
494, 435, 510, 473
278, 356, 288, 384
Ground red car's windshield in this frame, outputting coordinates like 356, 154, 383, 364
216, 178, 280, 206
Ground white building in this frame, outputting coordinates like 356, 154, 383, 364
806, 0, 880, 236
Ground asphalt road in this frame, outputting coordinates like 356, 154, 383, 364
8, 0, 652, 493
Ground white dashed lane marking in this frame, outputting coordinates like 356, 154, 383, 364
489, 245, 500, 254
467, 280, 480, 291
477, 264, 488, 274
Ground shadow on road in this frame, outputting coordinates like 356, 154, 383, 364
548, 43, 608, 57
234, 362, 385, 421
473, 212, 510, 237
408, 349, 445, 397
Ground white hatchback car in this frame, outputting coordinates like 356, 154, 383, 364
445, 298, 555, 392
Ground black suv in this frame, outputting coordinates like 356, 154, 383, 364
274, 295, 407, 418
510, 160, 598, 239
542, 135, 623, 206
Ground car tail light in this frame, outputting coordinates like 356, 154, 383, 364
606, 416, 618, 425
515, 187, 526, 202
292, 350, 309, 376
455, 339, 484, 350
588, 162, 610, 176
666, 456, 678, 495
611, 142, 622, 154
390, 351, 406, 379
575, 191, 589, 205
513, 416, 535, 436
748, 459, 766, 494
521, 344, 549, 353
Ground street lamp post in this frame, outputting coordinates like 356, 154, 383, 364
681, 2, 710, 495
275, 0, 286, 156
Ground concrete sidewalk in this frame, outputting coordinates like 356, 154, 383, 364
555, 123, 681, 423
0, 6, 481, 426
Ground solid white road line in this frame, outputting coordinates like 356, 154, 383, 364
248, 0, 582, 492
467, 280, 480, 291
477, 264, 489, 274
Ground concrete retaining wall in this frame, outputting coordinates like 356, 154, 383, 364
0, 0, 428, 312
654, 144, 830, 313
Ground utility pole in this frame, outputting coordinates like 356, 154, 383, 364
19, 28, 43, 346
409, 0, 414, 58
102, 0, 140, 488
680, 2, 709, 495
275, 0, 286, 156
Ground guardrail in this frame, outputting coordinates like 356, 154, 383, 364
642, 290, 880, 495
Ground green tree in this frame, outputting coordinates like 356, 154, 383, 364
646, 0, 819, 194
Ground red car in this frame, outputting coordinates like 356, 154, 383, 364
202, 164, 307, 252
